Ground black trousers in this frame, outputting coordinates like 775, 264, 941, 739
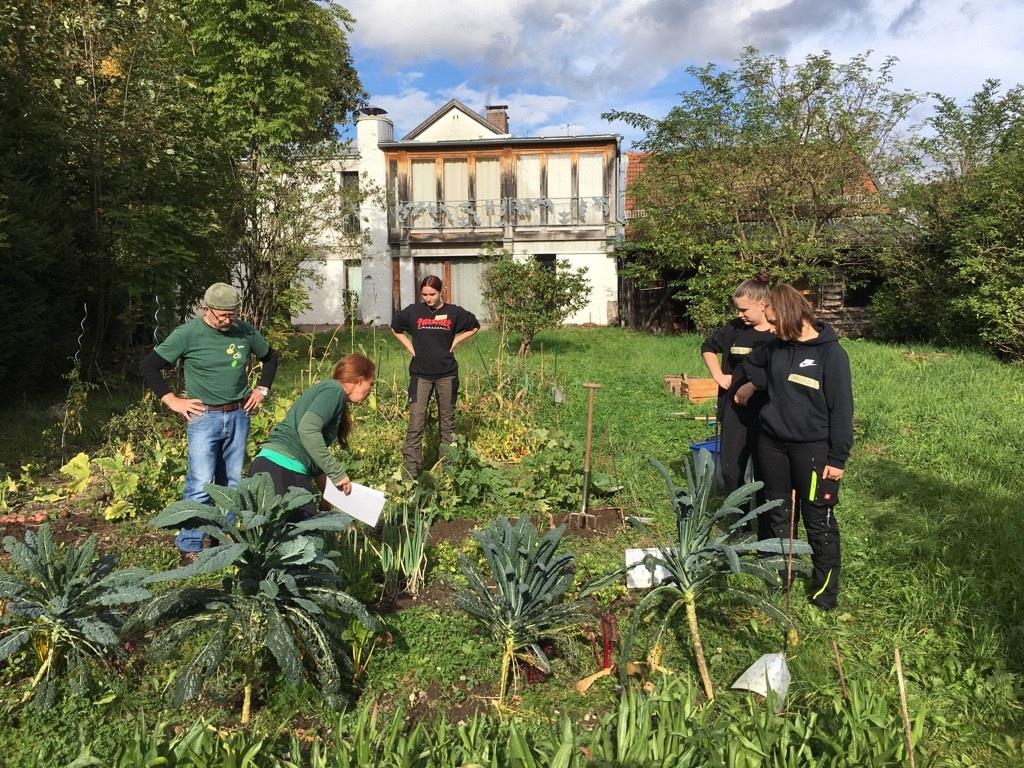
718, 394, 768, 535
403, 374, 458, 478
756, 433, 841, 610
249, 455, 317, 520
717, 394, 761, 495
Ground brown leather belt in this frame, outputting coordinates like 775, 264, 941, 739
204, 400, 243, 412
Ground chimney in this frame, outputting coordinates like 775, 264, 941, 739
485, 104, 509, 133
356, 107, 393, 144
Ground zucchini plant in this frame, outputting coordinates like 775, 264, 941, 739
0, 523, 150, 707
140, 473, 380, 722
456, 515, 586, 704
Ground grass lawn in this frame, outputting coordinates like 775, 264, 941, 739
1, 327, 1022, 765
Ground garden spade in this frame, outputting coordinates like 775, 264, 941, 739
569, 382, 601, 530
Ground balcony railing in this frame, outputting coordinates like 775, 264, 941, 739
394, 196, 611, 230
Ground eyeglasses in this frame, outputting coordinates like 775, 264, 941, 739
206, 307, 237, 321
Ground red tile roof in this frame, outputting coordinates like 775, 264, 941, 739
624, 151, 649, 213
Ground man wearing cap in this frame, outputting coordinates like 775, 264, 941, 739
142, 282, 279, 555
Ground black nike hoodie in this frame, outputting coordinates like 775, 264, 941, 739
735, 322, 854, 468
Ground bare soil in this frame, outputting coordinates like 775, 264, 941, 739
427, 517, 477, 547
379, 580, 456, 613
0, 497, 168, 553
558, 506, 624, 538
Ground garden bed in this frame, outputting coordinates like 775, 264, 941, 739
1, 328, 1023, 766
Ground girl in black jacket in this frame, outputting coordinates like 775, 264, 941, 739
701, 274, 774, 497
734, 284, 853, 611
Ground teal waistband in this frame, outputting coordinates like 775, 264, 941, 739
256, 448, 310, 475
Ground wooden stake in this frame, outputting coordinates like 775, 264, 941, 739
572, 383, 601, 529
895, 647, 917, 768
785, 489, 797, 612
831, 639, 850, 700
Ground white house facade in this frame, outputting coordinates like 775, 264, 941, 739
295, 101, 623, 327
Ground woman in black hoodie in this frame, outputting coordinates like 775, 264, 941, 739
734, 284, 853, 611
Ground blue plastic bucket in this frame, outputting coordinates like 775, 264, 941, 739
689, 437, 720, 455
689, 436, 722, 485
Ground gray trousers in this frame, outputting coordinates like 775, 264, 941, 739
403, 374, 458, 477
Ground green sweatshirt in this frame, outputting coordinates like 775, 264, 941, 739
260, 380, 348, 482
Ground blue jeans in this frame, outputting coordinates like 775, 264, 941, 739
175, 407, 250, 552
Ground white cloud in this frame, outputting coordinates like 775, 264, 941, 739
372, 88, 442, 137
346, 0, 1024, 145
341, 0, 525, 65
793, 0, 1024, 103
495, 92, 576, 130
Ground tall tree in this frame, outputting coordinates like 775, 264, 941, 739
182, 0, 365, 333
0, 0, 365, 394
0, 0, 236, 392
0, 4, 78, 391
873, 80, 1024, 357
606, 48, 920, 330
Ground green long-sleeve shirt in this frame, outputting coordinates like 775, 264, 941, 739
260, 380, 348, 482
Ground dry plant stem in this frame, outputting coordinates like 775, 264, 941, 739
242, 680, 253, 724
786, 490, 797, 612
22, 640, 56, 703
684, 595, 714, 702
895, 647, 917, 768
832, 639, 850, 700
499, 637, 515, 705
579, 383, 601, 523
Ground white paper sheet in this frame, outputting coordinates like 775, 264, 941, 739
322, 479, 387, 527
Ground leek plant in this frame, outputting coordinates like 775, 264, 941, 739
375, 487, 432, 598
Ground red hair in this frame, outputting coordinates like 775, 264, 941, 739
332, 353, 375, 448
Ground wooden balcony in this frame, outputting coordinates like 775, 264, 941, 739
389, 196, 615, 244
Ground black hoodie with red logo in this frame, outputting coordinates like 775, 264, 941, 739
735, 322, 854, 468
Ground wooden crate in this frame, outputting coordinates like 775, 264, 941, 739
663, 374, 718, 403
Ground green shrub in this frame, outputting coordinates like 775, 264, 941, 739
482, 250, 590, 356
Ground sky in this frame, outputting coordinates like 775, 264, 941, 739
338, 0, 1024, 148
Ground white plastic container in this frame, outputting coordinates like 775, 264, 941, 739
624, 548, 671, 589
